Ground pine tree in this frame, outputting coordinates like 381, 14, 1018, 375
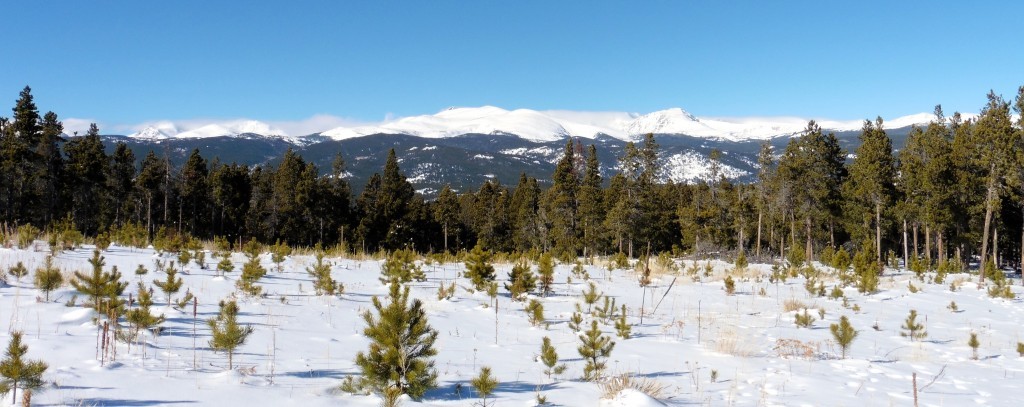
63, 123, 109, 235
355, 280, 438, 400
126, 282, 165, 348
578, 320, 614, 381
900, 309, 927, 341
270, 239, 291, 272
614, 304, 631, 339
509, 173, 542, 252
579, 145, 605, 258
968, 332, 980, 360
539, 336, 566, 380
306, 249, 338, 295
33, 256, 63, 301
505, 261, 536, 301
236, 254, 266, 296
71, 250, 127, 311
208, 300, 253, 370
537, 252, 555, 296
217, 257, 234, 277
464, 244, 496, 291
0, 332, 47, 404
470, 366, 499, 407
7, 262, 27, 280
433, 184, 462, 253
153, 263, 183, 307
525, 299, 544, 326
545, 140, 581, 257
843, 118, 896, 263
829, 315, 858, 359
380, 248, 425, 284
972, 92, 1016, 279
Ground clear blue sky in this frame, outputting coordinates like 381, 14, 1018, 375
2, 1, 1022, 129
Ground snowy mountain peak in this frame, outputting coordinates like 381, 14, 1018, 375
128, 120, 288, 140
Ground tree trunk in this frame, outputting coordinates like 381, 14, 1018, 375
912, 223, 919, 260
1020, 216, 1024, 285
443, 223, 448, 253
925, 225, 932, 264
938, 231, 945, 264
980, 177, 997, 283
902, 219, 909, 270
805, 216, 813, 264
993, 227, 999, 268
756, 210, 763, 259
875, 203, 882, 263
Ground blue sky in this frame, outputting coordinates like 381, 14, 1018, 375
1, 1, 1022, 133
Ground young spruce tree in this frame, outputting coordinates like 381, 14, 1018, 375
355, 280, 438, 400
464, 244, 496, 291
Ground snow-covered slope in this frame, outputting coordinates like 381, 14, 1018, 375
121, 107, 970, 145
128, 120, 291, 141
321, 106, 957, 143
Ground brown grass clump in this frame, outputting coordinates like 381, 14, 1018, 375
599, 373, 670, 401
782, 298, 806, 313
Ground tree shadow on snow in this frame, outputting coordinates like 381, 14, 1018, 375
59, 398, 197, 406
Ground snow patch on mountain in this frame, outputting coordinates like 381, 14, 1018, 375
662, 151, 751, 183
127, 119, 293, 141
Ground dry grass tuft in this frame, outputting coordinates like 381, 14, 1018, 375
710, 327, 754, 357
598, 373, 671, 401
773, 338, 821, 360
782, 298, 806, 313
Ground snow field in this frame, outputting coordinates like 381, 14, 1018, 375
0, 245, 1021, 406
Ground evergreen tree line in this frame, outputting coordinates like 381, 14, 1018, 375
4, 86, 1024, 274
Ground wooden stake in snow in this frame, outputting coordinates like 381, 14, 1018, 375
912, 372, 918, 407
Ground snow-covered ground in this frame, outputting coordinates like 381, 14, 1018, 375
0, 244, 1021, 406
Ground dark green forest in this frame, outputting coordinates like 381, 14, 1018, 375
3, 86, 1024, 279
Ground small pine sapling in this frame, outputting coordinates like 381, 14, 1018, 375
71, 250, 127, 311
436, 281, 456, 300
194, 250, 206, 270
900, 309, 927, 341
207, 300, 254, 370
568, 307, 584, 333
177, 250, 192, 268
614, 304, 631, 339
8, 262, 28, 280
829, 286, 844, 300
947, 301, 958, 312
236, 255, 266, 297
270, 239, 291, 272
578, 320, 614, 381
125, 282, 165, 348
829, 315, 858, 359
505, 261, 537, 301
134, 264, 148, 277
154, 264, 183, 307
464, 244, 496, 290
582, 282, 601, 313
0, 332, 48, 404
470, 366, 499, 407
794, 308, 816, 328
216, 257, 234, 277
33, 256, 63, 302
734, 250, 748, 270
968, 332, 980, 360
307, 250, 338, 295
723, 275, 736, 295
355, 280, 439, 400
537, 252, 555, 296
525, 299, 544, 327
380, 248, 425, 284
1017, 342, 1024, 357
539, 337, 566, 380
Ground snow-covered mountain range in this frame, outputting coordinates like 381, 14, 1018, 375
125, 106, 954, 144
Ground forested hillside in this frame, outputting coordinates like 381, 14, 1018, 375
2, 86, 1024, 278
